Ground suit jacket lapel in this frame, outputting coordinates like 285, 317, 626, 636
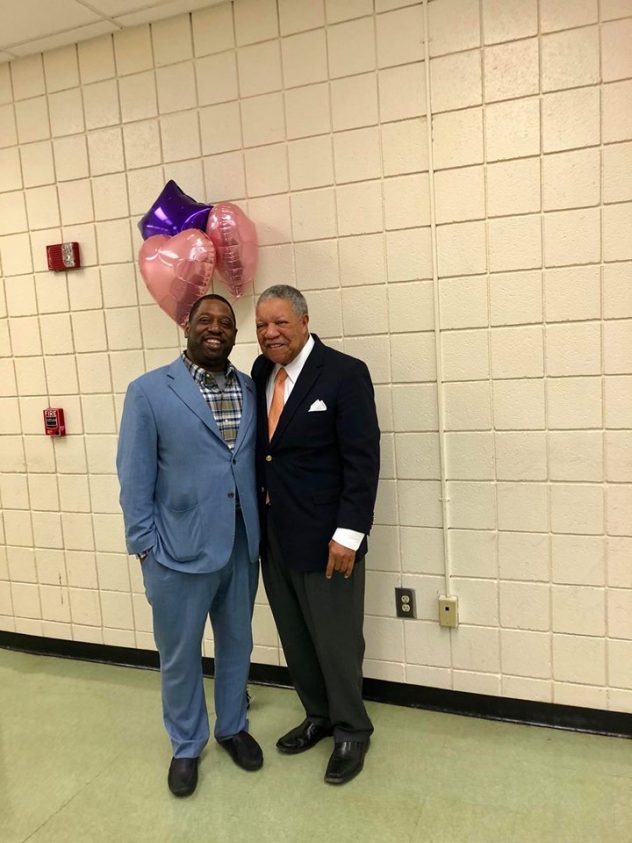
166, 357, 224, 442
254, 357, 274, 411
233, 370, 255, 453
270, 339, 325, 443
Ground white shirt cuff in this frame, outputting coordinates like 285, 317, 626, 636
332, 528, 364, 552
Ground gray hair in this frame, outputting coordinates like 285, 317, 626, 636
257, 285, 308, 317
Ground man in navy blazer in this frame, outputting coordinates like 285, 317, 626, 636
252, 285, 380, 785
117, 294, 263, 798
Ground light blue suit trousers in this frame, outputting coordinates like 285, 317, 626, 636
142, 511, 259, 758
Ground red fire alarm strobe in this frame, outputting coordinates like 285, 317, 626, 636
43, 408, 66, 436
46, 242, 81, 271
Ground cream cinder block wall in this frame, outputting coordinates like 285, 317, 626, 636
0, 0, 631, 713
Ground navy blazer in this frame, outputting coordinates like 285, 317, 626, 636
252, 336, 380, 572
117, 357, 260, 574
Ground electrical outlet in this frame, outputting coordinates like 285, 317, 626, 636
438, 595, 459, 628
395, 587, 416, 619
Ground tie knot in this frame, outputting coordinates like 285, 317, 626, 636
275, 367, 287, 384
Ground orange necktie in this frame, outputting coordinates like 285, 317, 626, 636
268, 367, 288, 439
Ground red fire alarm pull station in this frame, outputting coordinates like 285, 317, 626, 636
43, 408, 66, 436
46, 242, 81, 271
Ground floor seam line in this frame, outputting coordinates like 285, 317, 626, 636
20, 749, 128, 843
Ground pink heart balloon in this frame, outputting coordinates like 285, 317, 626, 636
206, 203, 257, 299
139, 229, 216, 327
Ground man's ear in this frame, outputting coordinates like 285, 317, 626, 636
184, 321, 190, 338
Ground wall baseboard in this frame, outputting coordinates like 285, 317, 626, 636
2, 631, 630, 739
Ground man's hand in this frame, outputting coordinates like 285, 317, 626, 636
325, 540, 356, 579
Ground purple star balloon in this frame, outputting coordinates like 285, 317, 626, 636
138, 180, 212, 240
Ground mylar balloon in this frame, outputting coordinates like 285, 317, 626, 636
139, 229, 216, 327
138, 180, 212, 240
206, 203, 257, 298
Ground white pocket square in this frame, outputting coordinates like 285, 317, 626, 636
308, 399, 327, 412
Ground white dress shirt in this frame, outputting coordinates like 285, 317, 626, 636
266, 335, 364, 553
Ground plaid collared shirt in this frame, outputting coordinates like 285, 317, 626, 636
182, 352, 243, 450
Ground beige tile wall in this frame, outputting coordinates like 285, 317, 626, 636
0, 0, 631, 713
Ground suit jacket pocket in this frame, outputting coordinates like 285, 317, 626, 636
159, 501, 202, 562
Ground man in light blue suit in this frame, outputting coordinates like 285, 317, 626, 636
117, 294, 263, 798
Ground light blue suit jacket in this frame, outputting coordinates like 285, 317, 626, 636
117, 357, 260, 574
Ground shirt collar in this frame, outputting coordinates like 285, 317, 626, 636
181, 351, 236, 384
272, 334, 315, 385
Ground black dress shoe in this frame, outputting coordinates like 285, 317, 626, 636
276, 719, 334, 754
324, 739, 369, 785
217, 730, 263, 771
168, 756, 199, 797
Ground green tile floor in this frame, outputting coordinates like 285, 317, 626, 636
1, 648, 631, 843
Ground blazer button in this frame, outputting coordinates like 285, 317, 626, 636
228, 491, 235, 498
265, 455, 272, 462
